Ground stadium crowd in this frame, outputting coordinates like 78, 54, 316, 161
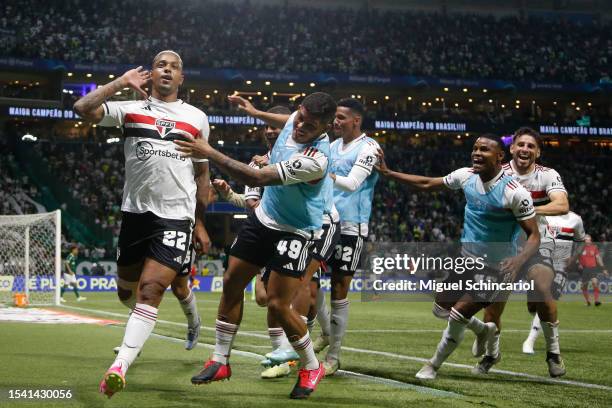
0, 138, 41, 215
1, 0, 610, 84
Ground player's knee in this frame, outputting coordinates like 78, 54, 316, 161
171, 282, 189, 300
267, 296, 288, 317
117, 279, 138, 310
255, 292, 268, 307
138, 279, 166, 305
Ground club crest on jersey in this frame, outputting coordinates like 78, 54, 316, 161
155, 118, 176, 138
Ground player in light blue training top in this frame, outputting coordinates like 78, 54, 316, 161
375, 133, 541, 380
175, 92, 336, 400
315, 98, 380, 376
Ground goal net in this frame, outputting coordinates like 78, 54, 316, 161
0, 211, 61, 306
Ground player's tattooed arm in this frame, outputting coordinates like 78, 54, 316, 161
174, 138, 282, 186
374, 148, 445, 191
73, 66, 150, 122
534, 190, 569, 216
228, 95, 289, 129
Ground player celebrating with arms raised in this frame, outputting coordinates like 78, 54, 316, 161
480, 127, 569, 376
73, 50, 211, 398
176, 92, 337, 399
376, 134, 540, 380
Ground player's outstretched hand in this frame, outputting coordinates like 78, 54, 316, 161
374, 148, 391, 176
252, 154, 269, 167
212, 179, 231, 197
174, 138, 211, 159
228, 95, 258, 116
120, 66, 151, 99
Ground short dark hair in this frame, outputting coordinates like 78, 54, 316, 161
267, 105, 291, 115
337, 97, 365, 117
512, 126, 542, 149
301, 92, 337, 124
478, 133, 506, 151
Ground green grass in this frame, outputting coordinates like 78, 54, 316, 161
1, 292, 611, 407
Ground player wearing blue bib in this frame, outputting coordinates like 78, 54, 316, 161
175, 92, 336, 400
376, 134, 541, 380
314, 98, 380, 375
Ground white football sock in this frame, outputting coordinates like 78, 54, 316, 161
212, 319, 239, 364
113, 303, 158, 375
268, 327, 285, 351
466, 315, 486, 334
326, 298, 349, 362
307, 317, 316, 334
525, 313, 541, 344
430, 308, 467, 368
432, 302, 451, 320
485, 331, 501, 358
316, 288, 331, 336
290, 333, 319, 370
179, 289, 199, 327
540, 320, 560, 354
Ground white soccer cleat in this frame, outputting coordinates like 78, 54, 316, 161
472, 322, 497, 357
322, 359, 339, 376
77, 296, 87, 302
261, 362, 291, 379
522, 339, 535, 355
415, 362, 438, 380
60, 297, 67, 303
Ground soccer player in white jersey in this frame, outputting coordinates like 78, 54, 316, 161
522, 210, 585, 354
478, 127, 569, 377
176, 92, 337, 399
73, 50, 211, 397
315, 98, 380, 375
376, 134, 540, 380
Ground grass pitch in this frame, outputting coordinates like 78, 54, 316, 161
1, 292, 610, 408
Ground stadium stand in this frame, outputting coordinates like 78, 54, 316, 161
1, 0, 610, 83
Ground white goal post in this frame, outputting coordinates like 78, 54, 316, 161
0, 210, 61, 306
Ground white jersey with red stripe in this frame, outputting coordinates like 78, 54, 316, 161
545, 211, 586, 272
98, 96, 209, 222
502, 161, 567, 242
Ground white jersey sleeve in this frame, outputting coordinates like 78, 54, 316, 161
443, 167, 474, 190
543, 168, 567, 196
275, 147, 328, 185
98, 100, 135, 127
244, 161, 263, 200
506, 183, 536, 221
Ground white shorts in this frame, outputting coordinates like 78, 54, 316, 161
63, 273, 77, 286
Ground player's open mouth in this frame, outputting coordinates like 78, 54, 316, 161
161, 75, 172, 82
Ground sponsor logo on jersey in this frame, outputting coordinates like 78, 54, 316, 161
155, 118, 176, 138
135, 140, 186, 162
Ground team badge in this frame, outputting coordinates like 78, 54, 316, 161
155, 118, 176, 138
